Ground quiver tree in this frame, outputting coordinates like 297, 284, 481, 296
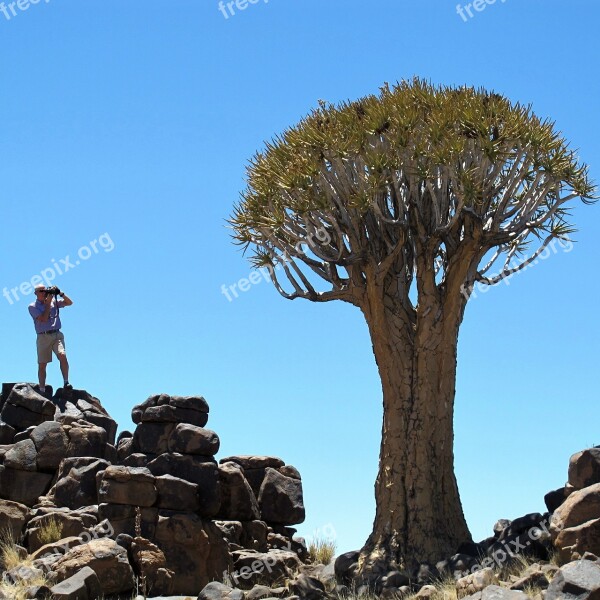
230, 79, 595, 576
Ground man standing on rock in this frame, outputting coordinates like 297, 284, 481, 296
28, 283, 74, 395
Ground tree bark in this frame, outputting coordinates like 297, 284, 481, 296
357, 282, 472, 578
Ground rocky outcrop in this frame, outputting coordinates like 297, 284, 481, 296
221, 455, 306, 526
0, 384, 117, 507
114, 396, 306, 594
551, 447, 600, 563
52, 538, 135, 595
0, 383, 308, 599
11, 382, 600, 600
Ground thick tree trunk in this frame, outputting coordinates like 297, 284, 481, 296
357, 286, 472, 578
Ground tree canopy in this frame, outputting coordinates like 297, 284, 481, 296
231, 79, 595, 311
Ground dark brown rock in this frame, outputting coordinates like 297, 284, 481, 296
98, 503, 157, 538
52, 399, 85, 425
132, 393, 209, 425
0, 498, 30, 540
221, 456, 285, 470
199, 581, 245, 600
130, 536, 174, 596
555, 518, 600, 563
26, 511, 96, 553
0, 421, 16, 444
116, 436, 133, 462
217, 461, 260, 521
50, 458, 110, 509
132, 422, 175, 454
4, 439, 37, 471
289, 573, 327, 600
155, 474, 200, 511
50, 565, 102, 600
258, 468, 305, 525
147, 453, 221, 517
30, 535, 85, 560
65, 423, 107, 458
5, 383, 55, 416
241, 520, 269, 552
0, 465, 53, 505
215, 520, 243, 545
168, 423, 220, 456
569, 448, 600, 491
1, 400, 53, 430
142, 404, 209, 426
80, 412, 117, 446
545, 487, 568, 513
97, 465, 157, 507
30, 421, 69, 471
279, 465, 301, 480
154, 511, 231, 595
52, 538, 135, 596
122, 452, 154, 467
231, 548, 301, 588
551, 483, 600, 536
244, 468, 268, 497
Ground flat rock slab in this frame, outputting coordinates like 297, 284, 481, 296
140, 596, 199, 600
5, 383, 55, 415
97, 465, 157, 507
0, 466, 53, 505
132, 393, 209, 426
463, 585, 528, 599
546, 559, 600, 599
220, 456, 285, 470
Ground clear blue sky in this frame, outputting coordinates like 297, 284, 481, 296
1, 0, 599, 555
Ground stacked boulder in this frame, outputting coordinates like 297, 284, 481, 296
0, 383, 117, 506
106, 393, 307, 595
0, 385, 308, 599
549, 447, 600, 562
216, 455, 307, 588
102, 393, 231, 595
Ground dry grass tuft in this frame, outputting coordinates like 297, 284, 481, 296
308, 536, 337, 565
0, 528, 53, 600
36, 516, 64, 547
0, 528, 24, 572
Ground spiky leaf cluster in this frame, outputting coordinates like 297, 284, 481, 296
230, 78, 595, 306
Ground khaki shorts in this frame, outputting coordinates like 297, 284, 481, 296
36, 331, 66, 364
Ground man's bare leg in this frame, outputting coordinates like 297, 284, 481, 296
58, 354, 69, 386
38, 362, 47, 391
